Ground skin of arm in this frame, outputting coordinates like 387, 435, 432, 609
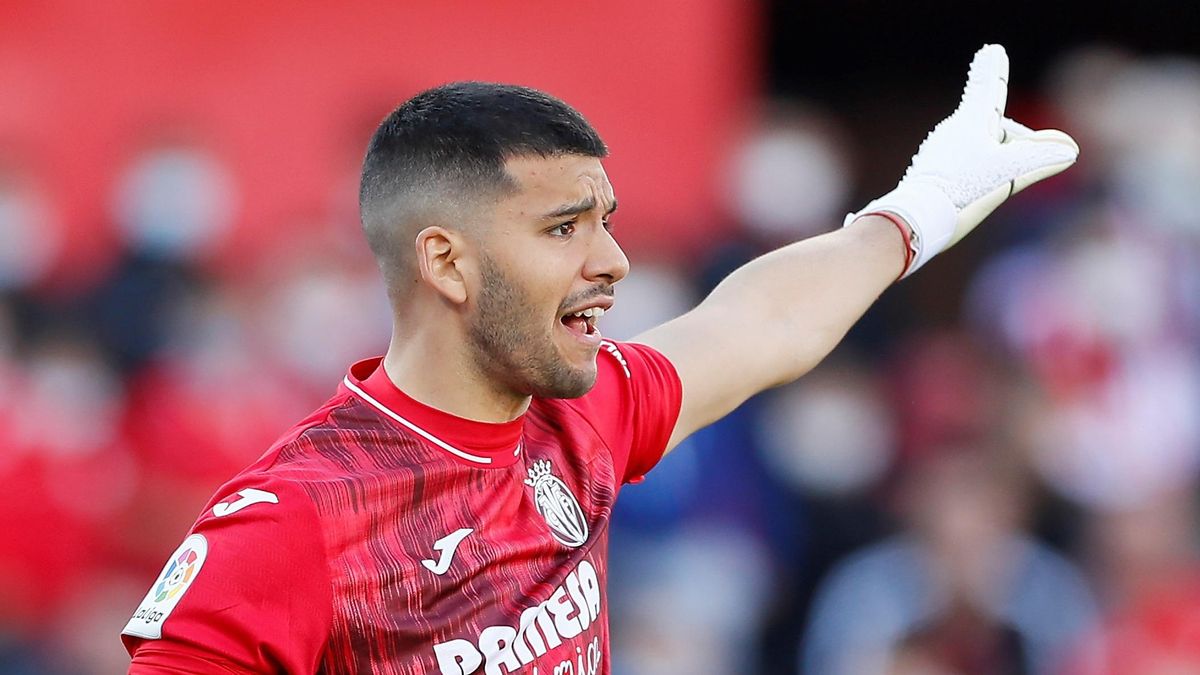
634, 214, 905, 453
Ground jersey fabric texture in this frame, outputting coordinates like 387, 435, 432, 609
123, 340, 682, 675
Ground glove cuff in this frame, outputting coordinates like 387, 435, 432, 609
849, 179, 957, 277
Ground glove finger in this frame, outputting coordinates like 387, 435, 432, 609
995, 130, 1080, 193
1000, 117, 1035, 141
1001, 120, 1079, 154
958, 44, 1009, 140
1012, 160, 1075, 194
1027, 127, 1079, 155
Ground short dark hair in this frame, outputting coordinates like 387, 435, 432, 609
359, 82, 607, 290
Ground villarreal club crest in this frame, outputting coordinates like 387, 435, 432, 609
525, 460, 589, 548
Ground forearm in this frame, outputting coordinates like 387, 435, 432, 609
702, 215, 905, 390
637, 215, 905, 449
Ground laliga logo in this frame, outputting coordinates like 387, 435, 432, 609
525, 460, 588, 548
155, 546, 201, 602
123, 534, 208, 640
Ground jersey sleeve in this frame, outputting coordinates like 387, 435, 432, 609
575, 340, 683, 486
123, 474, 332, 674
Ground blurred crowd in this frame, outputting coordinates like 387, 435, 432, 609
2, 46, 1200, 674
607, 46, 1200, 675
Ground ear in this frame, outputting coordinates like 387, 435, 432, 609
415, 226, 471, 305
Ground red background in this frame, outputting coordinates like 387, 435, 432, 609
0, 0, 758, 283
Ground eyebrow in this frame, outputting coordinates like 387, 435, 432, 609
542, 197, 618, 220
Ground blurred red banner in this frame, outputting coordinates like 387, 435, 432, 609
0, 1, 758, 282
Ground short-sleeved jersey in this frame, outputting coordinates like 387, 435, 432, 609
123, 340, 682, 675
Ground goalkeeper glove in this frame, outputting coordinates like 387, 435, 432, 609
846, 44, 1079, 277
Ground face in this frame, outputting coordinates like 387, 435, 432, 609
465, 154, 628, 399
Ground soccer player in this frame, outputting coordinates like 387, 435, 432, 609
122, 45, 1077, 674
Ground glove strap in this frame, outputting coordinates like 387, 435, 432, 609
865, 210, 918, 281
852, 179, 957, 277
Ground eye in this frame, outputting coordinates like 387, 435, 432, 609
549, 221, 576, 237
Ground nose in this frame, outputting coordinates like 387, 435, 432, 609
583, 224, 629, 285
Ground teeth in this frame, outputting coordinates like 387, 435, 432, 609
570, 307, 607, 319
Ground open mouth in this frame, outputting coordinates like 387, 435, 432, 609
559, 306, 605, 339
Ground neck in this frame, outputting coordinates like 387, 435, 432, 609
381, 326, 531, 424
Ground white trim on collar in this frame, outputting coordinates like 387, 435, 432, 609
342, 376, 493, 465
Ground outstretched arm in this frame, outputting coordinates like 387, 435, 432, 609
637, 215, 905, 451
635, 44, 1079, 453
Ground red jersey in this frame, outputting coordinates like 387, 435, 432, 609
122, 340, 682, 675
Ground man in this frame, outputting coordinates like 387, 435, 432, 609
122, 45, 1077, 674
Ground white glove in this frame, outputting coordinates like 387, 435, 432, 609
845, 44, 1079, 277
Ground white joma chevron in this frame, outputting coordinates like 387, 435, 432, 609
212, 488, 279, 517
422, 528, 474, 575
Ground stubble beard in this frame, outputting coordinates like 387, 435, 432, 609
467, 254, 596, 399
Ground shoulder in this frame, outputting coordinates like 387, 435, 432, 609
537, 340, 683, 485
566, 340, 678, 412
598, 339, 633, 378
123, 387, 397, 671
169, 430, 345, 601
123, 466, 333, 666
597, 339, 676, 381
175, 467, 329, 600
250, 384, 409, 480
198, 469, 320, 530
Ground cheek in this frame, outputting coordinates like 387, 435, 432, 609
481, 243, 580, 320
520, 263, 574, 311
482, 272, 555, 337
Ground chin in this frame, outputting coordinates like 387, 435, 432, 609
564, 369, 599, 398
530, 365, 597, 399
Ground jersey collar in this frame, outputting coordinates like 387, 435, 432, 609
342, 358, 525, 468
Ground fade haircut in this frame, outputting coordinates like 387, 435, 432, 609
359, 82, 608, 293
